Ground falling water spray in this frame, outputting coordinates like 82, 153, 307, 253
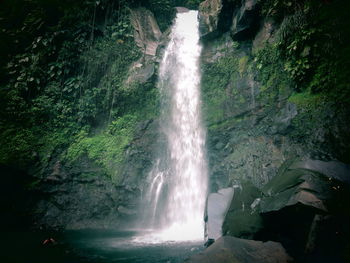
141, 10, 208, 242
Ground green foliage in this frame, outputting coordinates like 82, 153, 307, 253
288, 89, 324, 110
65, 114, 137, 178
108, 114, 137, 135
263, 0, 350, 97
254, 43, 283, 83
238, 56, 249, 76
0, 128, 36, 166
277, 13, 323, 88
253, 0, 350, 162
253, 42, 292, 106
0, 0, 159, 175
76, 26, 140, 124
202, 55, 238, 123
259, 0, 309, 21
122, 82, 160, 120
37, 128, 75, 166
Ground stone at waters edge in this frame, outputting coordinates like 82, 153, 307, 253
222, 181, 263, 239
205, 187, 234, 241
185, 236, 292, 263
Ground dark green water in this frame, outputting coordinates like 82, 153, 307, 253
1, 230, 204, 263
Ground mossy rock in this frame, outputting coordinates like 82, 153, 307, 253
222, 181, 263, 239
223, 210, 263, 239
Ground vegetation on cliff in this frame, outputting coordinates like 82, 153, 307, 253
0, 0, 184, 174
202, 0, 350, 165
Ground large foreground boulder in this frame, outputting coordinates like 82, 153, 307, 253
205, 187, 234, 241
222, 181, 263, 239
219, 158, 350, 261
257, 159, 350, 261
185, 236, 292, 263
260, 158, 350, 214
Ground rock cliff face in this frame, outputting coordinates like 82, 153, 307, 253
231, 0, 260, 40
25, 7, 163, 230
199, 0, 235, 40
199, 0, 350, 261
31, 119, 160, 230
199, 0, 350, 192
130, 7, 162, 57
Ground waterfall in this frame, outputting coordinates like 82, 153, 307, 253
143, 10, 208, 242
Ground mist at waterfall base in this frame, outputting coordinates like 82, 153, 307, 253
2, 230, 204, 263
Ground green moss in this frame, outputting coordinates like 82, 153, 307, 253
288, 90, 324, 109
253, 42, 293, 108
202, 54, 239, 124
0, 128, 36, 167
238, 56, 249, 76
259, 85, 268, 93
208, 115, 245, 133
65, 114, 137, 179
239, 95, 246, 104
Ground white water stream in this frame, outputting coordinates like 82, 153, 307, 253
140, 10, 208, 242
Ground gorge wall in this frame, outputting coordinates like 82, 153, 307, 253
0, 1, 166, 230
29, 6, 166, 230
196, 0, 350, 261
198, 0, 350, 190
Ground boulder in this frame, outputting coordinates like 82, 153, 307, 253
130, 8, 162, 56
126, 60, 155, 84
199, 0, 235, 40
260, 159, 343, 215
185, 236, 292, 263
205, 187, 234, 241
261, 187, 327, 214
128, 8, 162, 85
222, 181, 263, 239
290, 159, 350, 183
256, 158, 350, 260
260, 158, 350, 214
231, 0, 261, 41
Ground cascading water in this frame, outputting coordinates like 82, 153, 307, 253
142, 10, 208, 242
